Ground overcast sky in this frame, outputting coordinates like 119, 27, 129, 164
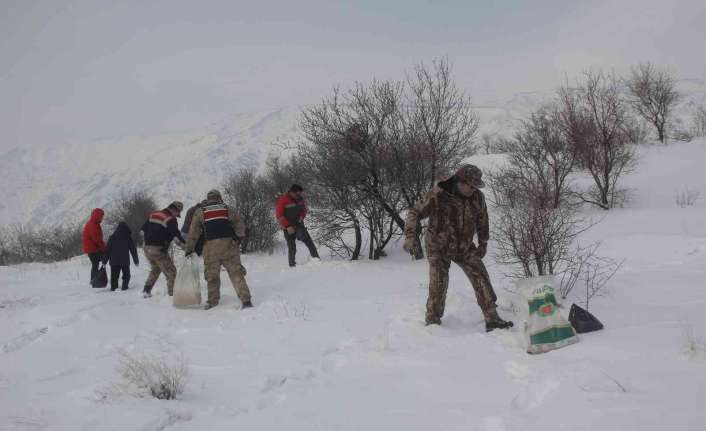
2, 0, 705, 151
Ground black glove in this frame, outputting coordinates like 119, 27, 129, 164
476, 242, 487, 259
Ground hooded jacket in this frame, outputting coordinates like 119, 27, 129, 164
103, 222, 139, 267
82, 208, 106, 254
404, 176, 489, 257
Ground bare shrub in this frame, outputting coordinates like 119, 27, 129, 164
691, 104, 706, 137
479, 133, 514, 154
222, 168, 279, 253
669, 116, 695, 142
507, 103, 577, 209
625, 63, 680, 144
557, 242, 623, 310
625, 117, 651, 145
272, 296, 310, 322
0, 222, 83, 265
488, 168, 587, 278
559, 71, 637, 209
115, 349, 189, 400
105, 190, 158, 246
675, 188, 701, 207
682, 321, 706, 358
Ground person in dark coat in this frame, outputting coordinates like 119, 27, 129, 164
103, 222, 139, 291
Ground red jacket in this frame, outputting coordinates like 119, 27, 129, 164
82, 208, 106, 254
275, 193, 308, 228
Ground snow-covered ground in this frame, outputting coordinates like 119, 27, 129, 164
2, 140, 706, 430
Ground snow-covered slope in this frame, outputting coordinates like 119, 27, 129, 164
0, 108, 302, 226
2, 80, 705, 228
1, 138, 705, 430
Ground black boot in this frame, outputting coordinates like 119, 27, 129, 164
242, 300, 253, 309
425, 315, 441, 326
485, 316, 514, 332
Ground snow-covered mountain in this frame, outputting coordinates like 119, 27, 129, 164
2, 80, 705, 227
0, 108, 302, 226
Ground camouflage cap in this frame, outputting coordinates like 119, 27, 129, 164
206, 189, 222, 201
455, 164, 485, 188
168, 201, 184, 217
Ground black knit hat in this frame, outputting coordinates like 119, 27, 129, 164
289, 184, 304, 192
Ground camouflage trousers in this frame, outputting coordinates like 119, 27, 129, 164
143, 246, 177, 295
426, 252, 498, 325
203, 238, 251, 307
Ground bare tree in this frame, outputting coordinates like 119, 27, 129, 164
625, 63, 680, 144
299, 59, 478, 260
559, 71, 637, 209
105, 190, 158, 246
507, 104, 576, 209
691, 104, 706, 137
488, 168, 587, 278
300, 81, 406, 259
388, 58, 479, 258
404, 57, 479, 188
222, 168, 279, 253
298, 122, 366, 260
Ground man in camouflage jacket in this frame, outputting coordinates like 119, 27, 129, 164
404, 164, 513, 331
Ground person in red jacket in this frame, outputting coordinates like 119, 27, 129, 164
82, 208, 107, 285
275, 184, 319, 267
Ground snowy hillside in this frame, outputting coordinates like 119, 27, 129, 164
2, 80, 706, 228
1, 138, 705, 430
0, 107, 303, 227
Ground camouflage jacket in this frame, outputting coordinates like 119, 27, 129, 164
404, 178, 489, 257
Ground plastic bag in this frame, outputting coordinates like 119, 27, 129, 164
173, 255, 202, 307
569, 303, 604, 333
518, 276, 579, 354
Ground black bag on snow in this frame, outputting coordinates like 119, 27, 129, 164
92, 266, 108, 288
569, 303, 604, 333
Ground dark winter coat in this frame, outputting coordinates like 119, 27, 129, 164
404, 176, 489, 258
103, 222, 139, 267
141, 208, 184, 248
275, 193, 308, 228
82, 208, 106, 254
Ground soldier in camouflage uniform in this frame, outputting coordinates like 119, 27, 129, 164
141, 201, 185, 298
404, 164, 513, 331
184, 189, 252, 310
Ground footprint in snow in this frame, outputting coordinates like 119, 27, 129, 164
511, 377, 561, 411
2, 327, 48, 354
